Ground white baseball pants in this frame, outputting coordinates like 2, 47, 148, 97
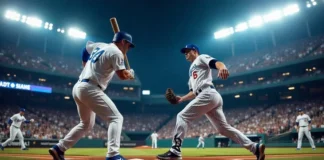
152, 139, 157, 148
57, 82, 123, 158
197, 141, 205, 148
297, 126, 315, 149
1, 126, 26, 149
170, 88, 257, 155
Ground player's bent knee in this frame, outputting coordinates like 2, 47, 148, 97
81, 121, 94, 131
117, 115, 124, 122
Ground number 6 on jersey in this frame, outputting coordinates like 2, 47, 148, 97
193, 71, 198, 79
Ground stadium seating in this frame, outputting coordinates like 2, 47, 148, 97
157, 99, 324, 139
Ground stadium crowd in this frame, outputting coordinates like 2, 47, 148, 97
223, 35, 324, 75
0, 106, 169, 140
1, 35, 324, 85
157, 99, 324, 139
0, 45, 140, 85
215, 68, 323, 92
122, 114, 169, 132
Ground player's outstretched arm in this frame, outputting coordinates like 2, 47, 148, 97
179, 91, 195, 102
215, 61, 229, 80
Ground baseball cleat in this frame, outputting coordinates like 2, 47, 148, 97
49, 145, 65, 160
296, 148, 301, 150
0, 144, 4, 151
21, 148, 29, 150
312, 148, 316, 150
106, 154, 127, 160
255, 143, 265, 160
157, 150, 182, 160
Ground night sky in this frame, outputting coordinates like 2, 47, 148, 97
0, 0, 322, 94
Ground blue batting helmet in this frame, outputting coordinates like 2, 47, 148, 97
297, 108, 303, 112
112, 31, 135, 48
20, 108, 26, 112
180, 44, 200, 54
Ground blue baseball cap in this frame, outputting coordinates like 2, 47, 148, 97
112, 31, 135, 48
297, 108, 303, 112
180, 44, 200, 54
20, 108, 26, 112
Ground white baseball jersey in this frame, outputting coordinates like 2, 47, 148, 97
188, 54, 215, 93
296, 114, 311, 127
79, 41, 126, 90
151, 133, 158, 140
199, 136, 204, 142
10, 113, 26, 128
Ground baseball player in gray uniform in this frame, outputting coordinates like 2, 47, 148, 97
157, 44, 265, 160
295, 108, 316, 150
0, 108, 34, 151
49, 31, 135, 160
196, 134, 204, 149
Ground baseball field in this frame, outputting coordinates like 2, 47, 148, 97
0, 147, 323, 160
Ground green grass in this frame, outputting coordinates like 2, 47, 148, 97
0, 148, 322, 158
0, 158, 36, 160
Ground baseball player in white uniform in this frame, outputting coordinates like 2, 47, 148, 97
157, 44, 265, 160
151, 131, 158, 149
49, 31, 135, 160
0, 108, 34, 151
295, 108, 316, 150
196, 134, 204, 149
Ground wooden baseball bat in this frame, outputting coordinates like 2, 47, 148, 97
110, 17, 131, 70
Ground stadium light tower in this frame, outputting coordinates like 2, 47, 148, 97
214, 27, 234, 39
26, 17, 42, 28
263, 10, 282, 23
21, 15, 27, 23
283, 4, 300, 16
5, 10, 21, 21
235, 22, 248, 32
248, 16, 263, 28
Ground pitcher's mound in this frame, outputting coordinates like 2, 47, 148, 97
134, 145, 153, 149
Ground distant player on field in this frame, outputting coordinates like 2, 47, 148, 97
196, 134, 204, 149
295, 108, 316, 150
0, 108, 34, 151
151, 131, 158, 149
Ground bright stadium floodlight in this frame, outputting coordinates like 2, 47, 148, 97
306, 2, 312, 8
26, 17, 42, 28
312, 1, 317, 5
21, 15, 27, 23
68, 28, 86, 39
283, 4, 300, 16
5, 10, 21, 21
49, 23, 53, 30
44, 22, 49, 29
5, 10, 11, 19
61, 29, 65, 33
214, 27, 234, 39
263, 10, 282, 23
57, 28, 61, 32
248, 16, 263, 28
235, 22, 248, 32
